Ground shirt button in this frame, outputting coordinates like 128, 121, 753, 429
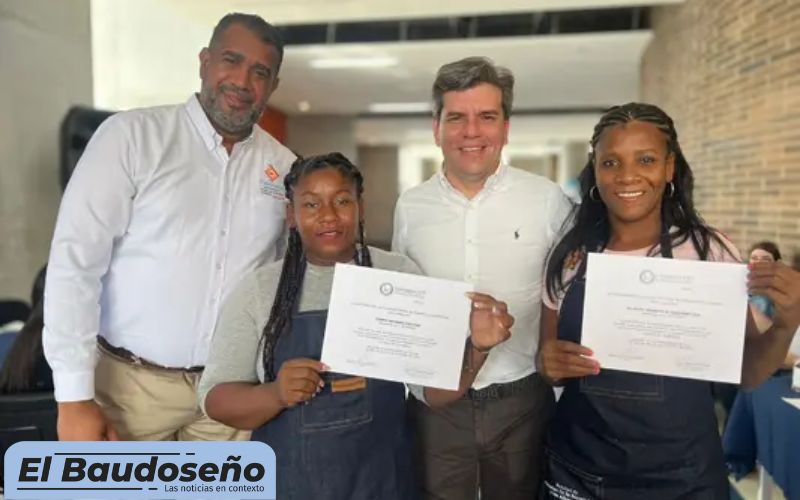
216, 263, 222, 270
220, 229, 227, 236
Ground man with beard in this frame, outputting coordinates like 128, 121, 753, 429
44, 13, 295, 441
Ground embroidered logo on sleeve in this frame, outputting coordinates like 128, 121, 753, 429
260, 164, 286, 200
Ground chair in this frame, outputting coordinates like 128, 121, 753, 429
60, 106, 114, 190
0, 391, 57, 487
0, 330, 19, 367
0, 300, 30, 327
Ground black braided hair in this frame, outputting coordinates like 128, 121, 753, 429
261, 152, 372, 380
545, 102, 735, 302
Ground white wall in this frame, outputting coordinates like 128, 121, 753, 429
355, 113, 602, 146
91, 0, 208, 111
357, 113, 600, 193
358, 145, 399, 249
286, 115, 358, 162
0, 0, 93, 299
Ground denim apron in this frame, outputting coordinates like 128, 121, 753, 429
543, 247, 729, 500
250, 309, 417, 500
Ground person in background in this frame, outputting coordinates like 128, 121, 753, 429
44, 13, 295, 441
745, 242, 800, 370
748, 241, 782, 331
749, 241, 782, 264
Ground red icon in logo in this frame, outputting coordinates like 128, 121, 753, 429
264, 165, 279, 182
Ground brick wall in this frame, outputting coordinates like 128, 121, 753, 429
641, 0, 800, 263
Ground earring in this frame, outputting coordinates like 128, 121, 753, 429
589, 186, 600, 202
666, 181, 675, 198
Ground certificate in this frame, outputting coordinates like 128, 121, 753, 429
321, 263, 473, 390
582, 253, 748, 384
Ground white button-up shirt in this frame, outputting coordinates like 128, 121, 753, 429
392, 163, 572, 389
44, 95, 295, 402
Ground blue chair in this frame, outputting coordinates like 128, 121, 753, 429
0, 299, 29, 327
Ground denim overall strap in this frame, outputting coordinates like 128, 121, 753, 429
251, 309, 417, 500
543, 246, 728, 499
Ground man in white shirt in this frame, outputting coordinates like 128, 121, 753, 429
392, 57, 572, 499
44, 13, 295, 441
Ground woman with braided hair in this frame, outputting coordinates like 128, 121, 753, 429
198, 152, 514, 500
537, 103, 800, 499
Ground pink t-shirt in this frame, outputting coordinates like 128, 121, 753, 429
543, 232, 742, 311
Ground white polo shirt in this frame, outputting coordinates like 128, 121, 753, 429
392, 163, 572, 390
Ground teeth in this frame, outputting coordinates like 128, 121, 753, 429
462, 147, 482, 152
618, 191, 644, 199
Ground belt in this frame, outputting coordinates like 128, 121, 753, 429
98, 337, 204, 373
464, 372, 541, 401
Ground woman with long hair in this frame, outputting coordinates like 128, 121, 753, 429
198, 153, 513, 500
538, 103, 800, 499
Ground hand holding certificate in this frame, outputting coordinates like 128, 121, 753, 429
581, 253, 749, 384
321, 264, 473, 390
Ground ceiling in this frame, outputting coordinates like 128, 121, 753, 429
91, 0, 683, 116
160, 0, 684, 25
274, 31, 650, 115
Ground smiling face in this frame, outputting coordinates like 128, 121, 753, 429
198, 22, 281, 140
593, 120, 675, 233
433, 83, 509, 187
287, 167, 362, 266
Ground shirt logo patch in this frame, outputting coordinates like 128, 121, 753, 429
264, 164, 280, 182
260, 165, 285, 201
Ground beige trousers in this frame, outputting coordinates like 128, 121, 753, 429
95, 346, 249, 441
